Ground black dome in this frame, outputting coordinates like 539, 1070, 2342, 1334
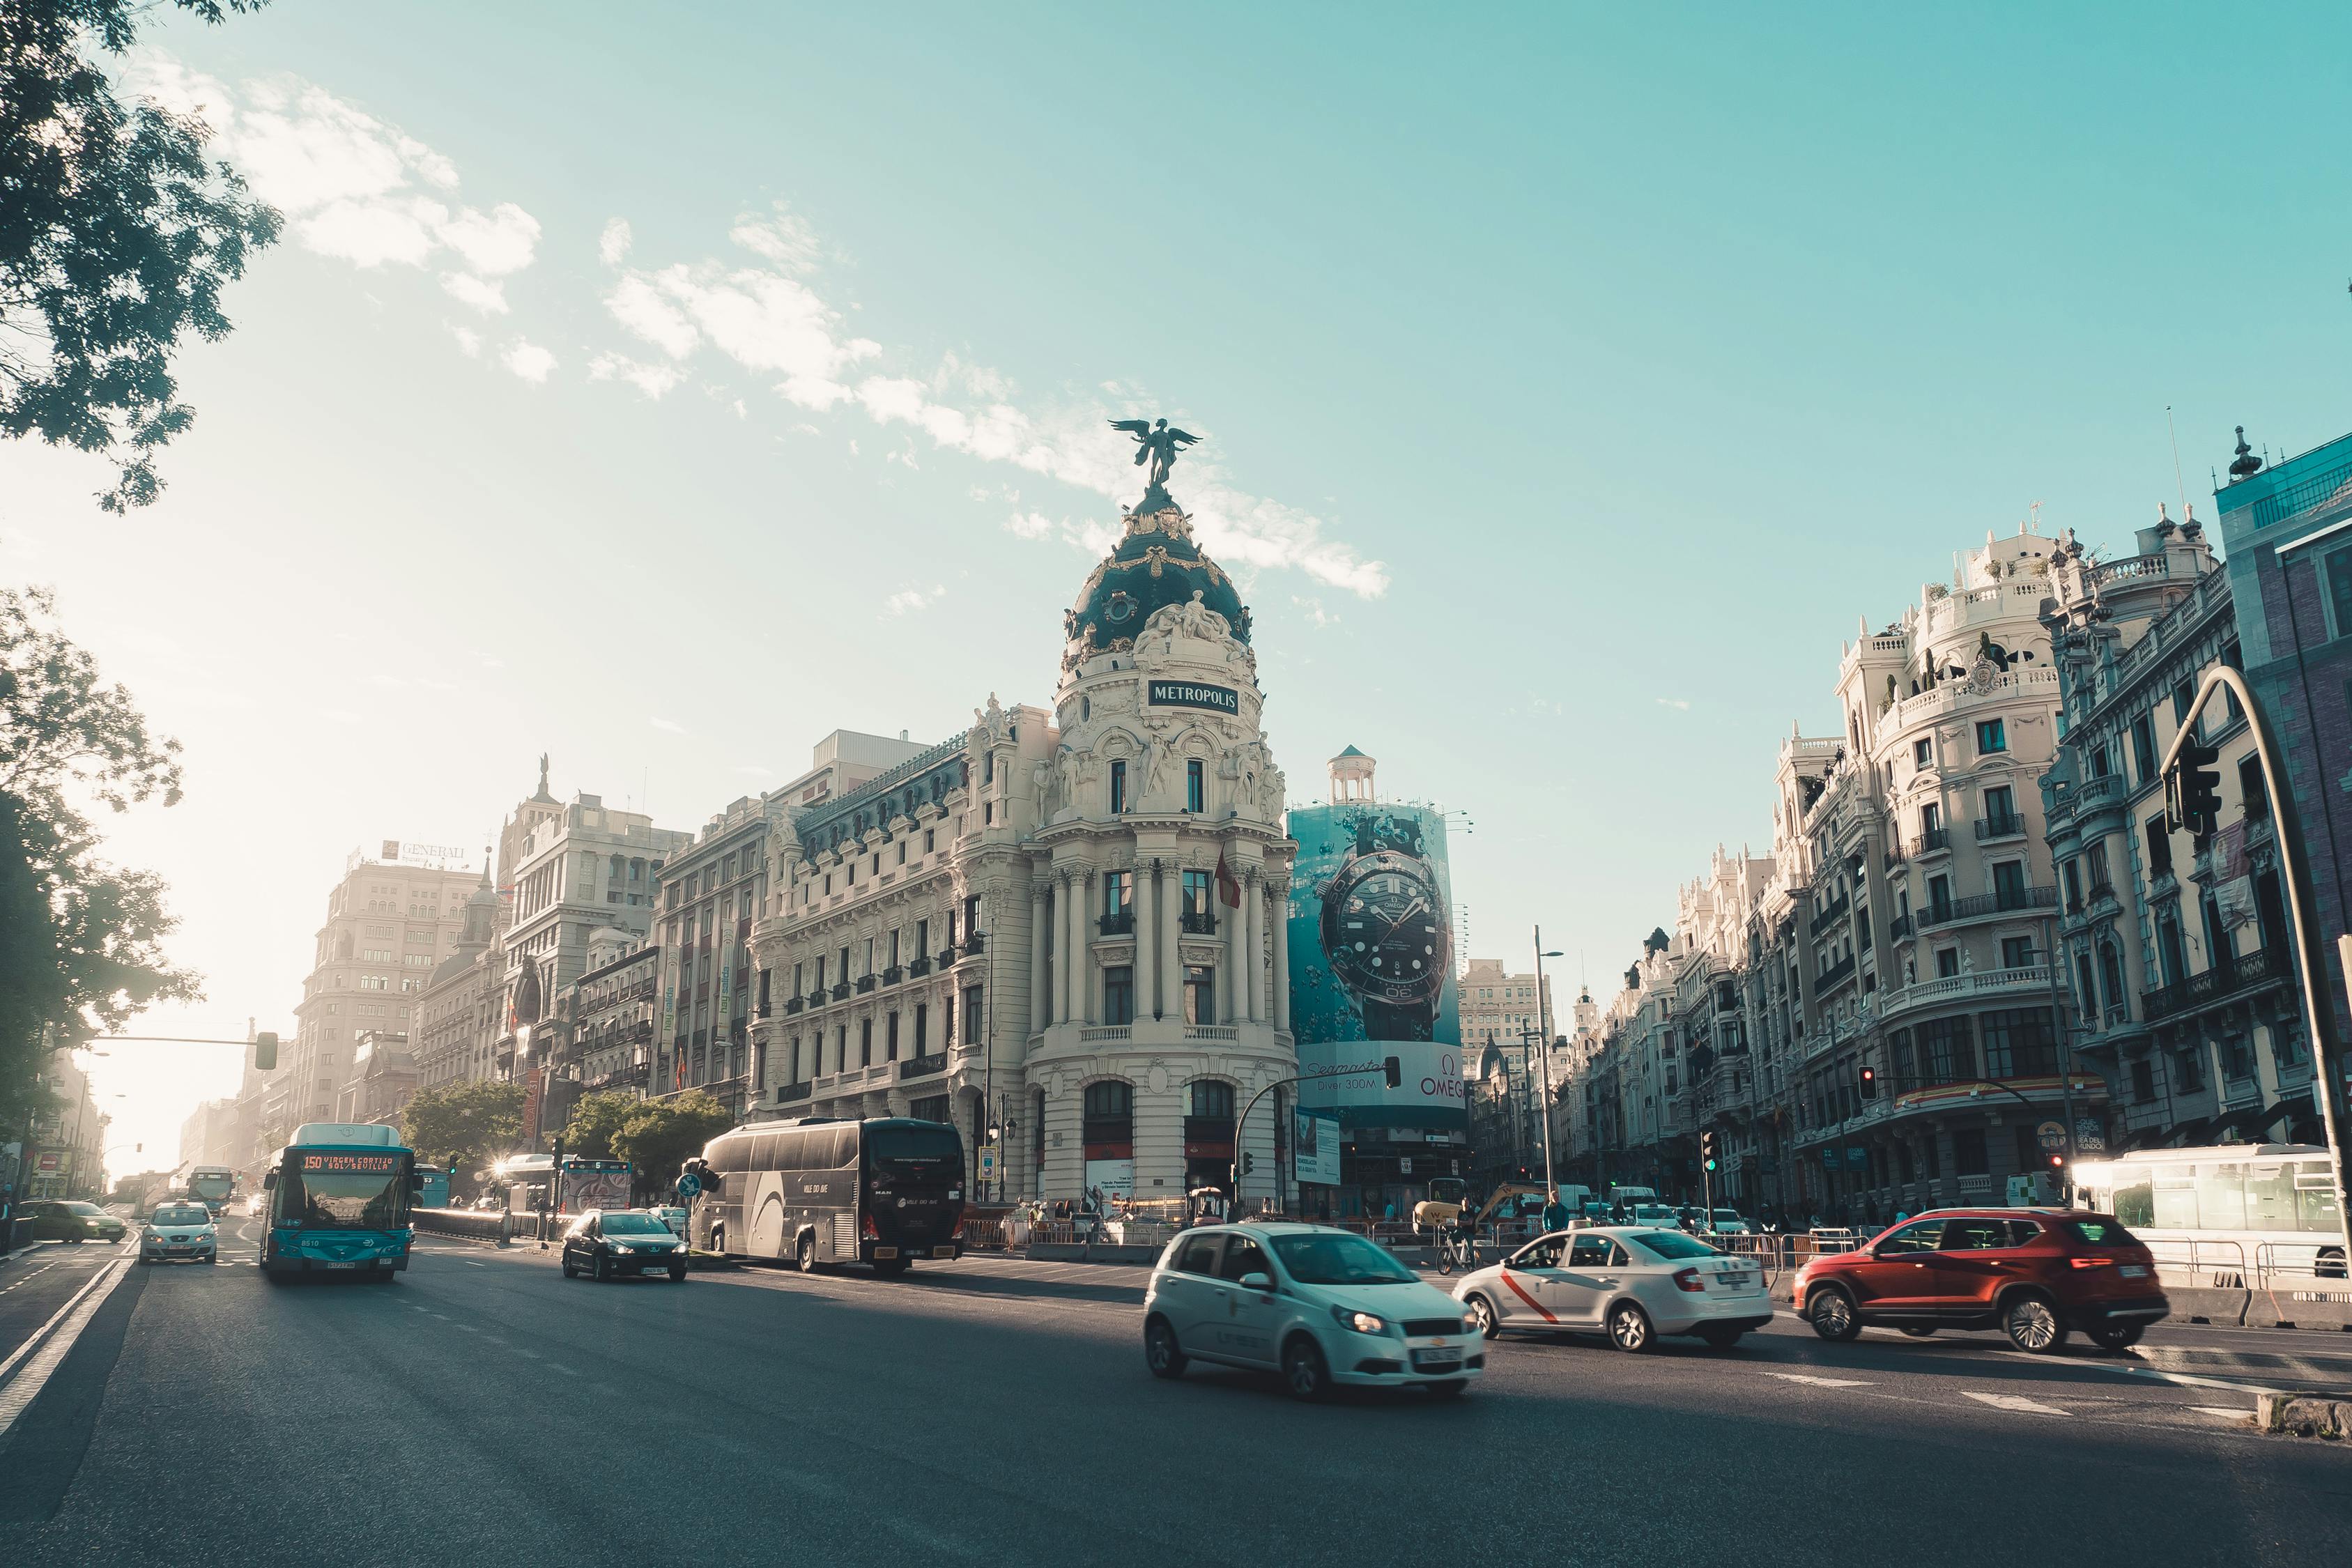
1065, 507, 1252, 655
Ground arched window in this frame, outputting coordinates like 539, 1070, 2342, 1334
2098, 944, 2125, 1015
1084, 1079, 1132, 1121
1189, 1079, 1235, 1120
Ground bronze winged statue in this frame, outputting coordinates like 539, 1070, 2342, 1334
1108, 417, 1201, 493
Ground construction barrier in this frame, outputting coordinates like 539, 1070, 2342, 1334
411, 1208, 511, 1245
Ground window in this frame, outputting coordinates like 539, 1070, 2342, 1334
1190, 1079, 1234, 1119
1173, 1234, 1221, 1276
2130, 715, 2158, 783
1921, 801, 1941, 834
1877, 1220, 1947, 1254
2086, 840, 2110, 895
2130, 1059, 2155, 1105
2157, 916, 2186, 986
2098, 944, 2125, 1014
1919, 1014, 1974, 1082
1183, 964, 1215, 1024
2239, 754, 2268, 822
1992, 860, 2027, 907
1217, 1234, 1269, 1284
1926, 873, 1951, 917
886, 1010, 900, 1061
1952, 1128, 1990, 1176
1109, 758, 1127, 815
859, 1017, 873, 1066
1102, 870, 1132, 922
1980, 1007, 2056, 1077
1975, 718, 2006, 755
1913, 737, 1932, 769
2073, 952, 2098, 1018
1186, 758, 1205, 814
2145, 816, 2173, 878
1103, 966, 1134, 1026
913, 1002, 928, 1056
1983, 785, 2015, 829
962, 984, 983, 1044
2001, 935, 2036, 969
1181, 870, 1212, 924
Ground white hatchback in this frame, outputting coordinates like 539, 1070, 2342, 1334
1144, 1223, 1483, 1400
1452, 1227, 1775, 1352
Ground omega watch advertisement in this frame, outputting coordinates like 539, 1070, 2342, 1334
1287, 801, 1466, 1129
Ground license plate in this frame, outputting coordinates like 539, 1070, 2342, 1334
324, 1261, 360, 1270
932, 1247, 955, 1259
874, 1247, 898, 1259
2120, 1264, 2148, 1278
1413, 1347, 1462, 1369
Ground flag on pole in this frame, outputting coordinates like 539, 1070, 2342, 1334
1215, 853, 1242, 908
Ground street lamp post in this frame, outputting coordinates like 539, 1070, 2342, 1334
1531, 932, 1564, 1196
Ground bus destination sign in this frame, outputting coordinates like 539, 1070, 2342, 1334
1146, 679, 1239, 715
299, 1153, 401, 1174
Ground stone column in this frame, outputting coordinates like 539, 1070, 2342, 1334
1135, 861, 1157, 1022
1241, 871, 1261, 1023
1077, 865, 1096, 1026
1164, 863, 1185, 1022
1224, 852, 1245, 1025
1030, 881, 1050, 1029
1272, 877, 1291, 1032
1052, 870, 1072, 1028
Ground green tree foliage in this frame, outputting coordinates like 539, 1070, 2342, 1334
400, 1079, 524, 1186
559, 1089, 643, 1162
2, 0, 280, 511
611, 1092, 733, 1197
0, 585, 194, 1132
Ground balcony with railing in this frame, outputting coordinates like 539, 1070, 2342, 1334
882, 964, 903, 986
899, 1054, 948, 1081
774, 1079, 812, 1103
805, 990, 827, 1010
1888, 912, 1914, 942
2142, 944, 2287, 1022
1909, 827, 1952, 859
1808, 896, 1852, 938
855, 974, 877, 994
1912, 885, 2057, 930
935, 948, 958, 969
963, 932, 987, 956
1179, 912, 1217, 935
1876, 964, 2054, 1024
1974, 811, 2027, 842
908, 955, 932, 977
1098, 911, 1135, 937
1816, 953, 1858, 990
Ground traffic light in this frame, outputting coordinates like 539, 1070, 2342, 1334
1242, 1152, 1255, 1175
1857, 1063, 1878, 1098
253, 1031, 278, 1071
2167, 737, 2223, 838
1700, 1132, 1719, 1173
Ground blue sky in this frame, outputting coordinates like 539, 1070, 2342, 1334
7, 3, 2349, 1164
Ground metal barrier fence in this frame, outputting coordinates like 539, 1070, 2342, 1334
412, 1208, 511, 1245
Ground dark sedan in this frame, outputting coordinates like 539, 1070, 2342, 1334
560, 1209, 689, 1282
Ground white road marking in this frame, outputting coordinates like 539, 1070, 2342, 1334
2119, 1365, 2290, 1399
0, 1256, 130, 1440
1762, 1372, 1875, 1388
2191, 1406, 2254, 1420
1962, 1391, 2070, 1416
0, 1262, 59, 1297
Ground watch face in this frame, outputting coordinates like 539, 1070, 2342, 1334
1322, 851, 1446, 1008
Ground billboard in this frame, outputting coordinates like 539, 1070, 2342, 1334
1286, 801, 1465, 1129
1293, 1109, 1342, 1185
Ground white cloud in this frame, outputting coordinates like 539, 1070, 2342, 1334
884, 583, 946, 617
501, 338, 555, 383
440, 272, 507, 314
599, 218, 633, 267
1656, 697, 1691, 712
1005, 511, 1056, 541
604, 274, 700, 359
1291, 595, 1339, 628
450, 325, 482, 357
729, 201, 821, 271
588, 352, 684, 400
650, 717, 687, 734
121, 59, 540, 294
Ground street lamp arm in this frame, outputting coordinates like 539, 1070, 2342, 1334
1231, 1059, 1399, 1207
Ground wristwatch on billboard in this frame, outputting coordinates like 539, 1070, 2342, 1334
1317, 813, 1449, 1041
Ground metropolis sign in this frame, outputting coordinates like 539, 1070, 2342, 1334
1146, 679, 1239, 715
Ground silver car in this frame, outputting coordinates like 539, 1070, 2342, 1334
1143, 1222, 1482, 1401
140, 1202, 219, 1265
1452, 1226, 1774, 1351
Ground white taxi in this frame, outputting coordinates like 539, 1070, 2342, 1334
1452, 1226, 1774, 1352
1143, 1223, 1483, 1400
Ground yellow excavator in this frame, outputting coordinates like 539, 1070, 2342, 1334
1411, 1178, 1549, 1233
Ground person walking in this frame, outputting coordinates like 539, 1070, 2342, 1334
1541, 1185, 1571, 1233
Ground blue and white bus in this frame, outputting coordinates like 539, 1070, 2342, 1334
257, 1123, 420, 1282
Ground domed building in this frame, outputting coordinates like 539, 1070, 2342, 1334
749, 485, 1299, 1220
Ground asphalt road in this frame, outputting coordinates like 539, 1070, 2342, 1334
2, 1224, 2349, 1568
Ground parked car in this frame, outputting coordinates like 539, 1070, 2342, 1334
1144, 1223, 1482, 1400
650, 1206, 689, 1238
560, 1209, 688, 1282
1454, 1227, 1775, 1352
140, 1203, 219, 1264
1793, 1209, 2167, 1353
19, 1199, 125, 1243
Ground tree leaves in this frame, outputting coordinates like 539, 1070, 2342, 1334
399, 1078, 525, 1191
1, 0, 279, 511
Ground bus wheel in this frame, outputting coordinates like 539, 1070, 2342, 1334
797, 1236, 817, 1274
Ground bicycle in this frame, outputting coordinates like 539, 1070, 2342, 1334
1432, 1229, 1478, 1276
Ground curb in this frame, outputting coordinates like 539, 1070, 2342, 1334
2256, 1392, 2349, 1439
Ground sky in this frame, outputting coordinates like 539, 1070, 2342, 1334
7, 3, 2351, 1179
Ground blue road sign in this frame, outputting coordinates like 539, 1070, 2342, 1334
675, 1171, 702, 1199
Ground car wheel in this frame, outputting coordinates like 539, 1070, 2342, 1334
1428, 1378, 1470, 1400
1607, 1301, 1655, 1354
1898, 1325, 1937, 1339
561, 1253, 576, 1279
708, 1227, 725, 1260
202, 1253, 217, 1266
797, 1236, 817, 1275
1808, 1286, 1861, 1343
594, 1253, 613, 1283
1144, 1315, 1187, 1380
668, 1266, 686, 1283
1466, 1293, 1500, 1339
2086, 1321, 2144, 1352
1282, 1336, 1332, 1401
1698, 1325, 1743, 1351
2002, 1291, 2068, 1354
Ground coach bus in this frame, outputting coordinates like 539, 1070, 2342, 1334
686, 1116, 965, 1277
182, 1165, 238, 1217
256, 1122, 420, 1282
2073, 1143, 2345, 1284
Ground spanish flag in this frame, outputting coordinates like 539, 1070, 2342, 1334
1215, 852, 1242, 908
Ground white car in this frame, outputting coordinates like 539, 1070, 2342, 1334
1629, 1203, 1683, 1229
651, 1206, 689, 1239
1452, 1226, 1775, 1352
1143, 1222, 1483, 1400
1707, 1209, 1750, 1234
140, 1202, 219, 1265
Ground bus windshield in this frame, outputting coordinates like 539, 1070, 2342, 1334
280, 1151, 408, 1230
187, 1170, 235, 1201
867, 1124, 963, 1183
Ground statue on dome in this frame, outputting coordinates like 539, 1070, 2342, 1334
1108, 417, 1201, 503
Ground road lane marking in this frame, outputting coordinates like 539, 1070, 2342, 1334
1761, 1372, 1874, 1388
0, 1263, 59, 1297
1962, 1391, 2070, 1416
2191, 1406, 2254, 1420
2119, 1365, 2289, 1399
0, 1256, 130, 1440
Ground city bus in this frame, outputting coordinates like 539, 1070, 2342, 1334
182, 1165, 237, 1217
685, 1116, 965, 1277
2073, 1144, 2346, 1284
256, 1122, 419, 1282
491, 1153, 632, 1217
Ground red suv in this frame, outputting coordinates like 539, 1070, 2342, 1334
1793, 1209, 2165, 1353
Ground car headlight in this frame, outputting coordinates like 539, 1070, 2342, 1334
1330, 1306, 1391, 1336
1459, 1313, 1479, 1335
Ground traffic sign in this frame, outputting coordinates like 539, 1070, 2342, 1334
2036, 1121, 2066, 1153
675, 1171, 702, 1199
978, 1148, 997, 1182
